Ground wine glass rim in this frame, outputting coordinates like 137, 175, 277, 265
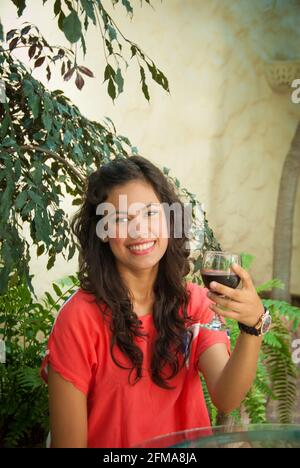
204, 250, 240, 257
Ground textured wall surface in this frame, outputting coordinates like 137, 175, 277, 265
2, 0, 300, 299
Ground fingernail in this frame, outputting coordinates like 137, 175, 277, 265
210, 282, 217, 289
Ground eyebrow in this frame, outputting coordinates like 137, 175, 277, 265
115, 203, 159, 215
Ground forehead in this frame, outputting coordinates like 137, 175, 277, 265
105, 180, 160, 213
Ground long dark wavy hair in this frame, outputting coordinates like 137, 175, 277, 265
71, 155, 196, 389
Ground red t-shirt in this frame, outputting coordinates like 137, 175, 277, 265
40, 282, 230, 448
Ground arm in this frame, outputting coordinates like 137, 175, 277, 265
48, 364, 88, 448
199, 335, 262, 414
198, 263, 264, 414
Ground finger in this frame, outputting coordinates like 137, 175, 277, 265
209, 303, 240, 321
207, 292, 244, 313
209, 281, 243, 301
231, 263, 253, 289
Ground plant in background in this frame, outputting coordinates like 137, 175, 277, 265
1, 0, 169, 99
0, 0, 169, 296
0, 273, 79, 447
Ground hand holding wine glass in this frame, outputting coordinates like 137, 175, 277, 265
200, 251, 265, 332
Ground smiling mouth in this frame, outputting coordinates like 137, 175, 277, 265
127, 240, 156, 252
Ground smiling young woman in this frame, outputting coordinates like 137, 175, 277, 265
40, 156, 265, 448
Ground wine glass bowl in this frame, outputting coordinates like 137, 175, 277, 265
200, 251, 242, 331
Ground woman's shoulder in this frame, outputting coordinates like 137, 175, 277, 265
185, 280, 207, 296
51, 287, 105, 332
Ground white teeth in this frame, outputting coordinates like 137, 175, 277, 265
128, 241, 155, 251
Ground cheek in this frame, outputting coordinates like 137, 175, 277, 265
148, 212, 169, 238
152, 214, 169, 252
109, 237, 126, 256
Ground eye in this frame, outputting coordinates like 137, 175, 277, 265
115, 217, 128, 223
145, 210, 159, 217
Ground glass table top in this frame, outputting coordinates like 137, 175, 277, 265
134, 424, 300, 448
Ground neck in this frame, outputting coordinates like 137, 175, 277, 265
117, 263, 158, 308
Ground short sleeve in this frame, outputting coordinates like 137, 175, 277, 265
39, 291, 99, 396
186, 282, 231, 372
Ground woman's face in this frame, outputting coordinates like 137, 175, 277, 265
103, 180, 169, 272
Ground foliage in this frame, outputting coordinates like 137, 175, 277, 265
0, 46, 136, 295
2, 0, 169, 100
0, 273, 79, 447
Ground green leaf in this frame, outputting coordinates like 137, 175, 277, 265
58, 11, 66, 31
63, 10, 82, 43
0, 114, 10, 139
36, 244, 45, 256
28, 190, 43, 207
52, 283, 62, 297
107, 24, 117, 41
22, 79, 34, 97
80, 34, 87, 56
121, 0, 133, 15
240, 252, 255, 270
193, 256, 202, 274
131, 45, 137, 58
15, 190, 28, 210
54, 0, 62, 17
0, 20, 3, 41
104, 64, 115, 82
42, 112, 52, 132
80, 0, 96, 25
46, 255, 55, 270
256, 279, 285, 294
72, 198, 82, 206
108, 78, 116, 101
11, 0, 27, 16
21, 25, 31, 36
140, 66, 150, 101
146, 61, 157, 80
114, 68, 124, 95
68, 243, 76, 260
28, 94, 40, 119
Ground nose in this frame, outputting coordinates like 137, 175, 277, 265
128, 217, 155, 240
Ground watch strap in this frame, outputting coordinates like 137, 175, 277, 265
238, 307, 267, 336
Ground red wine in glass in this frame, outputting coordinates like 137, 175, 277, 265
201, 271, 240, 290
200, 251, 241, 331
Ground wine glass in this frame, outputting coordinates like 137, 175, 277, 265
200, 251, 241, 331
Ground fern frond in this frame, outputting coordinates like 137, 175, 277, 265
263, 314, 298, 423
256, 279, 284, 294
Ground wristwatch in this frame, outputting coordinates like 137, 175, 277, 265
238, 306, 272, 337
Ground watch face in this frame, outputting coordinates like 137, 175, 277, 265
262, 314, 272, 335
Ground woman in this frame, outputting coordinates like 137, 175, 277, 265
40, 155, 267, 448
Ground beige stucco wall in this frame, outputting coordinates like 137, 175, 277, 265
1, 0, 300, 299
